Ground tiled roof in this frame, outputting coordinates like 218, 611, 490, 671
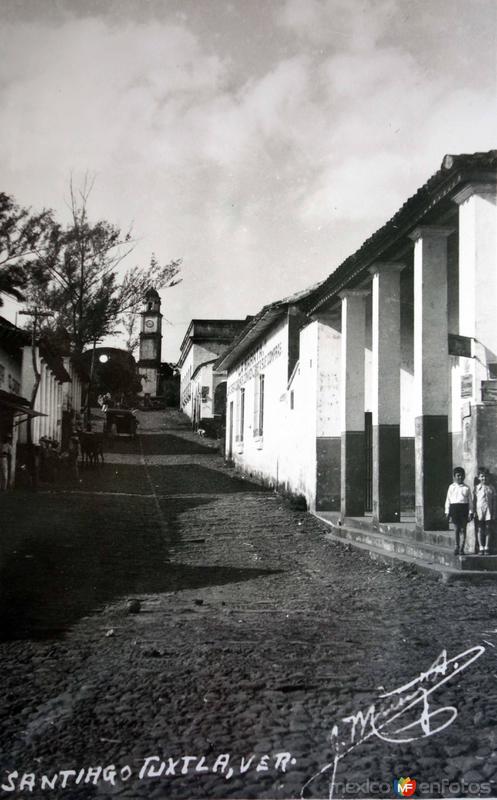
217, 149, 497, 370
309, 149, 497, 313
214, 284, 320, 372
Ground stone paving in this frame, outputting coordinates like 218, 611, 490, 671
1, 410, 497, 799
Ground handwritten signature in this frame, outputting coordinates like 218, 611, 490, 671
301, 644, 485, 799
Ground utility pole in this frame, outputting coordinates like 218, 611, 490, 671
18, 308, 53, 488
85, 337, 98, 431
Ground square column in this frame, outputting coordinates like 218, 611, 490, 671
49, 374, 55, 438
41, 363, 49, 438
454, 182, 497, 483
314, 312, 342, 511
369, 263, 403, 523
455, 183, 497, 398
410, 226, 452, 530
340, 290, 368, 517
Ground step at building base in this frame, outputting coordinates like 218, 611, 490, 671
313, 512, 497, 583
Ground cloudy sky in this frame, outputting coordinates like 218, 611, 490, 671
1, 0, 496, 360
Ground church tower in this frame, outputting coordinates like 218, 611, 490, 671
138, 288, 162, 397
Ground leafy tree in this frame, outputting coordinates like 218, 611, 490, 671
96, 358, 142, 403
122, 311, 140, 356
0, 192, 53, 305
28, 177, 181, 354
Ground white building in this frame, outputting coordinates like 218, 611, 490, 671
178, 319, 248, 428
217, 151, 497, 570
0, 316, 87, 486
19, 340, 72, 445
0, 317, 30, 486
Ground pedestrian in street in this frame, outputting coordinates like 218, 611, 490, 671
473, 469, 496, 555
445, 466, 472, 556
0, 434, 13, 491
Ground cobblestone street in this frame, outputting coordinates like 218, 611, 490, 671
1, 410, 497, 799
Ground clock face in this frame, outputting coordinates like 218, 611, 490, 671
144, 317, 157, 332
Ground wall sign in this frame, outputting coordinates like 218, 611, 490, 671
461, 374, 473, 398
228, 342, 282, 394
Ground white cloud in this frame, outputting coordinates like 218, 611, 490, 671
277, 0, 399, 50
0, 1, 495, 360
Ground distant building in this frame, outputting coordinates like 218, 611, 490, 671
215, 288, 317, 472
178, 319, 249, 429
137, 288, 162, 398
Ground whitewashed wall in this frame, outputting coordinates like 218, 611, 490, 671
227, 319, 289, 485
0, 344, 22, 397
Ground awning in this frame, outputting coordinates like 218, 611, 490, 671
13, 409, 48, 425
0, 389, 47, 419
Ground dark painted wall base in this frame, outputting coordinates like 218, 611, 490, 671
415, 415, 450, 531
372, 424, 400, 523
341, 430, 365, 517
401, 437, 415, 511
316, 436, 341, 511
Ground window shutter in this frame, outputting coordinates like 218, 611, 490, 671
259, 374, 265, 435
253, 374, 260, 436
240, 388, 245, 442
235, 388, 241, 442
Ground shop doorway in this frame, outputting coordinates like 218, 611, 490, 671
228, 401, 234, 460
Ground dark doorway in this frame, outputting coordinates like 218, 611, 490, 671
228, 400, 234, 460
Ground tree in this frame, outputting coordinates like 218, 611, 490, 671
27, 177, 182, 354
122, 311, 140, 356
96, 358, 142, 403
0, 192, 53, 306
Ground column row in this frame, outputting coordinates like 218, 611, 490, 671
336, 180, 496, 529
339, 225, 451, 530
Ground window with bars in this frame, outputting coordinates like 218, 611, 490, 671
253, 373, 265, 437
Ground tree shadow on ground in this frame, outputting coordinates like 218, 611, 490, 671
0, 493, 279, 641
105, 433, 215, 456
73, 463, 267, 495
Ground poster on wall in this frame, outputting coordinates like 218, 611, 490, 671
0, 2, 496, 800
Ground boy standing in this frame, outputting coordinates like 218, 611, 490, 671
473, 470, 496, 555
445, 467, 472, 556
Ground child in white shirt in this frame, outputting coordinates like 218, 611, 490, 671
473, 471, 496, 555
445, 467, 472, 556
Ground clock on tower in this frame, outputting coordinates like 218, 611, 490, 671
138, 287, 163, 397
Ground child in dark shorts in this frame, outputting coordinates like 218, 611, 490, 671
445, 467, 472, 555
